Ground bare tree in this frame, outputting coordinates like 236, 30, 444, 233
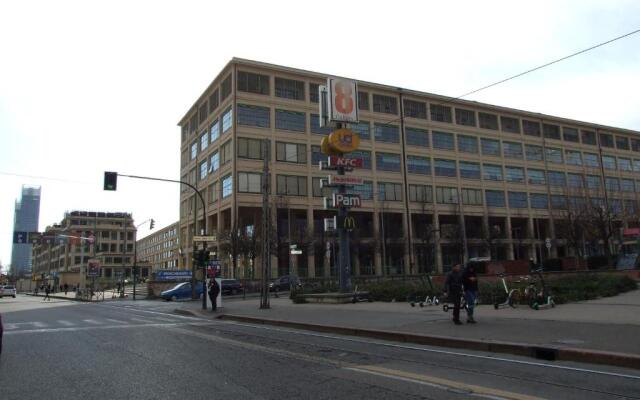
480, 221, 502, 261
552, 189, 590, 260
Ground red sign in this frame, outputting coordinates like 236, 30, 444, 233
328, 156, 363, 168
623, 228, 640, 236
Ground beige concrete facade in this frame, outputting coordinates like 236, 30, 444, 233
136, 222, 179, 272
31, 211, 139, 288
178, 58, 640, 277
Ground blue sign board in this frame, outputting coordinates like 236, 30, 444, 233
156, 270, 193, 281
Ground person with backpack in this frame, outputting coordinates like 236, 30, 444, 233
443, 264, 464, 325
208, 279, 220, 312
462, 263, 479, 323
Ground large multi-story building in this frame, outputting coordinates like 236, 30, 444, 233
136, 222, 179, 271
31, 211, 140, 287
177, 58, 640, 277
11, 186, 41, 277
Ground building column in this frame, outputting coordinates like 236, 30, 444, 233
434, 211, 443, 274
548, 217, 558, 258
527, 217, 536, 263
307, 208, 316, 278
505, 216, 515, 261
373, 211, 382, 276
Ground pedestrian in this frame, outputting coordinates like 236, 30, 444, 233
208, 279, 220, 312
64, 283, 69, 295
443, 263, 464, 325
43, 285, 51, 301
462, 263, 479, 324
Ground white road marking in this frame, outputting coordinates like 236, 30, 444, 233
82, 319, 103, 325
4, 321, 215, 335
57, 320, 76, 326
104, 318, 128, 324
129, 317, 156, 324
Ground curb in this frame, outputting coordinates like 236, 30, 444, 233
218, 314, 640, 370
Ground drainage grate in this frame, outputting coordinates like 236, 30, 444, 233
532, 347, 558, 361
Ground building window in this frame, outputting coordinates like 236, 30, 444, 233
237, 104, 270, 128
220, 75, 232, 100
436, 187, 458, 204
409, 184, 433, 203
351, 150, 372, 169
238, 137, 265, 160
454, 135, 477, 154
632, 139, 640, 152
200, 131, 209, 151
210, 151, 219, 172
621, 179, 635, 192
530, 193, 548, 209
276, 142, 306, 164
563, 127, 579, 142
351, 121, 370, 140
579, 130, 596, 145
208, 89, 219, 113
210, 120, 220, 143
221, 140, 232, 165
404, 99, 427, 119
565, 150, 582, 166
430, 104, 452, 123
605, 177, 620, 192
634, 159, 640, 172
501, 116, 520, 133
527, 169, 546, 185
310, 114, 332, 135
237, 71, 270, 95
586, 175, 601, 190
312, 177, 333, 198
567, 173, 584, 188
208, 182, 218, 203
479, 112, 498, 130
483, 164, 503, 181
548, 171, 566, 186
505, 166, 525, 183
618, 157, 632, 171
275, 109, 305, 132
462, 188, 483, 205
276, 175, 307, 196
543, 123, 561, 140
455, 108, 476, 126
376, 152, 401, 172
190, 142, 198, 160
584, 153, 600, 168
525, 144, 543, 161
222, 175, 232, 198
352, 181, 374, 200
508, 192, 528, 209
222, 107, 233, 133
405, 127, 428, 147
459, 161, 480, 179
374, 123, 400, 143
503, 141, 523, 159
616, 136, 630, 150
378, 182, 403, 201
434, 159, 456, 177
485, 190, 505, 207
481, 138, 500, 156
311, 145, 323, 166
199, 160, 208, 180
407, 155, 431, 175
309, 83, 319, 103
551, 195, 567, 210
373, 94, 398, 114
599, 133, 614, 148
358, 91, 369, 110
545, 147, 563, 164
238, 172, 262, 193
602, 155, 616, 170
523, 120, 541, 137
275, 77, 304, 100
432, 131, 455, 150
199, 102, 208, 124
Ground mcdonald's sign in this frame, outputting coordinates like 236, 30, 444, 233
343, 216, 356, 231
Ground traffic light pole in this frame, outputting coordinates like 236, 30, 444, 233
106, 173, 208, 310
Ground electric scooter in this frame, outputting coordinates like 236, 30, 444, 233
351, 285, 373, 303
409, 275, 440, 307
525, 268, 555, 310
493, 273, 520, 309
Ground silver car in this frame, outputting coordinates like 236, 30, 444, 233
0, 285, 17, 298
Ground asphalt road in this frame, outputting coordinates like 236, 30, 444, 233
1, 295, 639, 400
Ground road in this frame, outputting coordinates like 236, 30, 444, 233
1, 295, 639, 400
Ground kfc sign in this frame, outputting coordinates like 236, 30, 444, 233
328, 156, 363, 168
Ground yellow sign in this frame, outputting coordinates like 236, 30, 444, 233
344, 216, 356, 231
321, 136, 340, 156
328, 128, 360, 154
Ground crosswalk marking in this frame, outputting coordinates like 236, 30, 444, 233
129, 317, 156, 324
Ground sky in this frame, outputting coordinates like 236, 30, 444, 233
1, 0, 639, 273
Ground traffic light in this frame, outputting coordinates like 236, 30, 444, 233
149, 219, 155, 230
104, 172, 118, 191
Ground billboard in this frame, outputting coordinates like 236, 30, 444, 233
328, 78, 359, 123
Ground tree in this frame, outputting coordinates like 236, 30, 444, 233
219, 223, 245, 279
552, 190, 590, 260
480, 221, 502, 261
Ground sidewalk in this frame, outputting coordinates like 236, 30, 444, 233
175, 290, 640, 370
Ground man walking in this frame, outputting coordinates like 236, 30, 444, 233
443, 264, 464, 325
43, 285, 51, 301
462, 263, 479, 323
64, 283, 69, 296
208, 279, 220, 312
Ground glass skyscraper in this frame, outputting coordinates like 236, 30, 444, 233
11, 186, 41, 277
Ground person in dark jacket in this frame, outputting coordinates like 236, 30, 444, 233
208, 279, 220, 312
462, 263, 479, 323
443, 264, 464, 325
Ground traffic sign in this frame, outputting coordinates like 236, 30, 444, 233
193, 235, 217, 242
324, 216, 337, 232
13, 231, 27, 244
290, 250, 303, 255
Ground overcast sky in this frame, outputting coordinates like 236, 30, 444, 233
1, 0, 639, 272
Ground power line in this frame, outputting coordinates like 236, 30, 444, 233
0, 171, 92, 185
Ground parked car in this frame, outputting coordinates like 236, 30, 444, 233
160, 282, 204, 301
221, 279, 242, 295
269, 275, 302, 292
0, 285, 17, 298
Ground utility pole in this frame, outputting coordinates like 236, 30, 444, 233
260, 138, 271, 309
